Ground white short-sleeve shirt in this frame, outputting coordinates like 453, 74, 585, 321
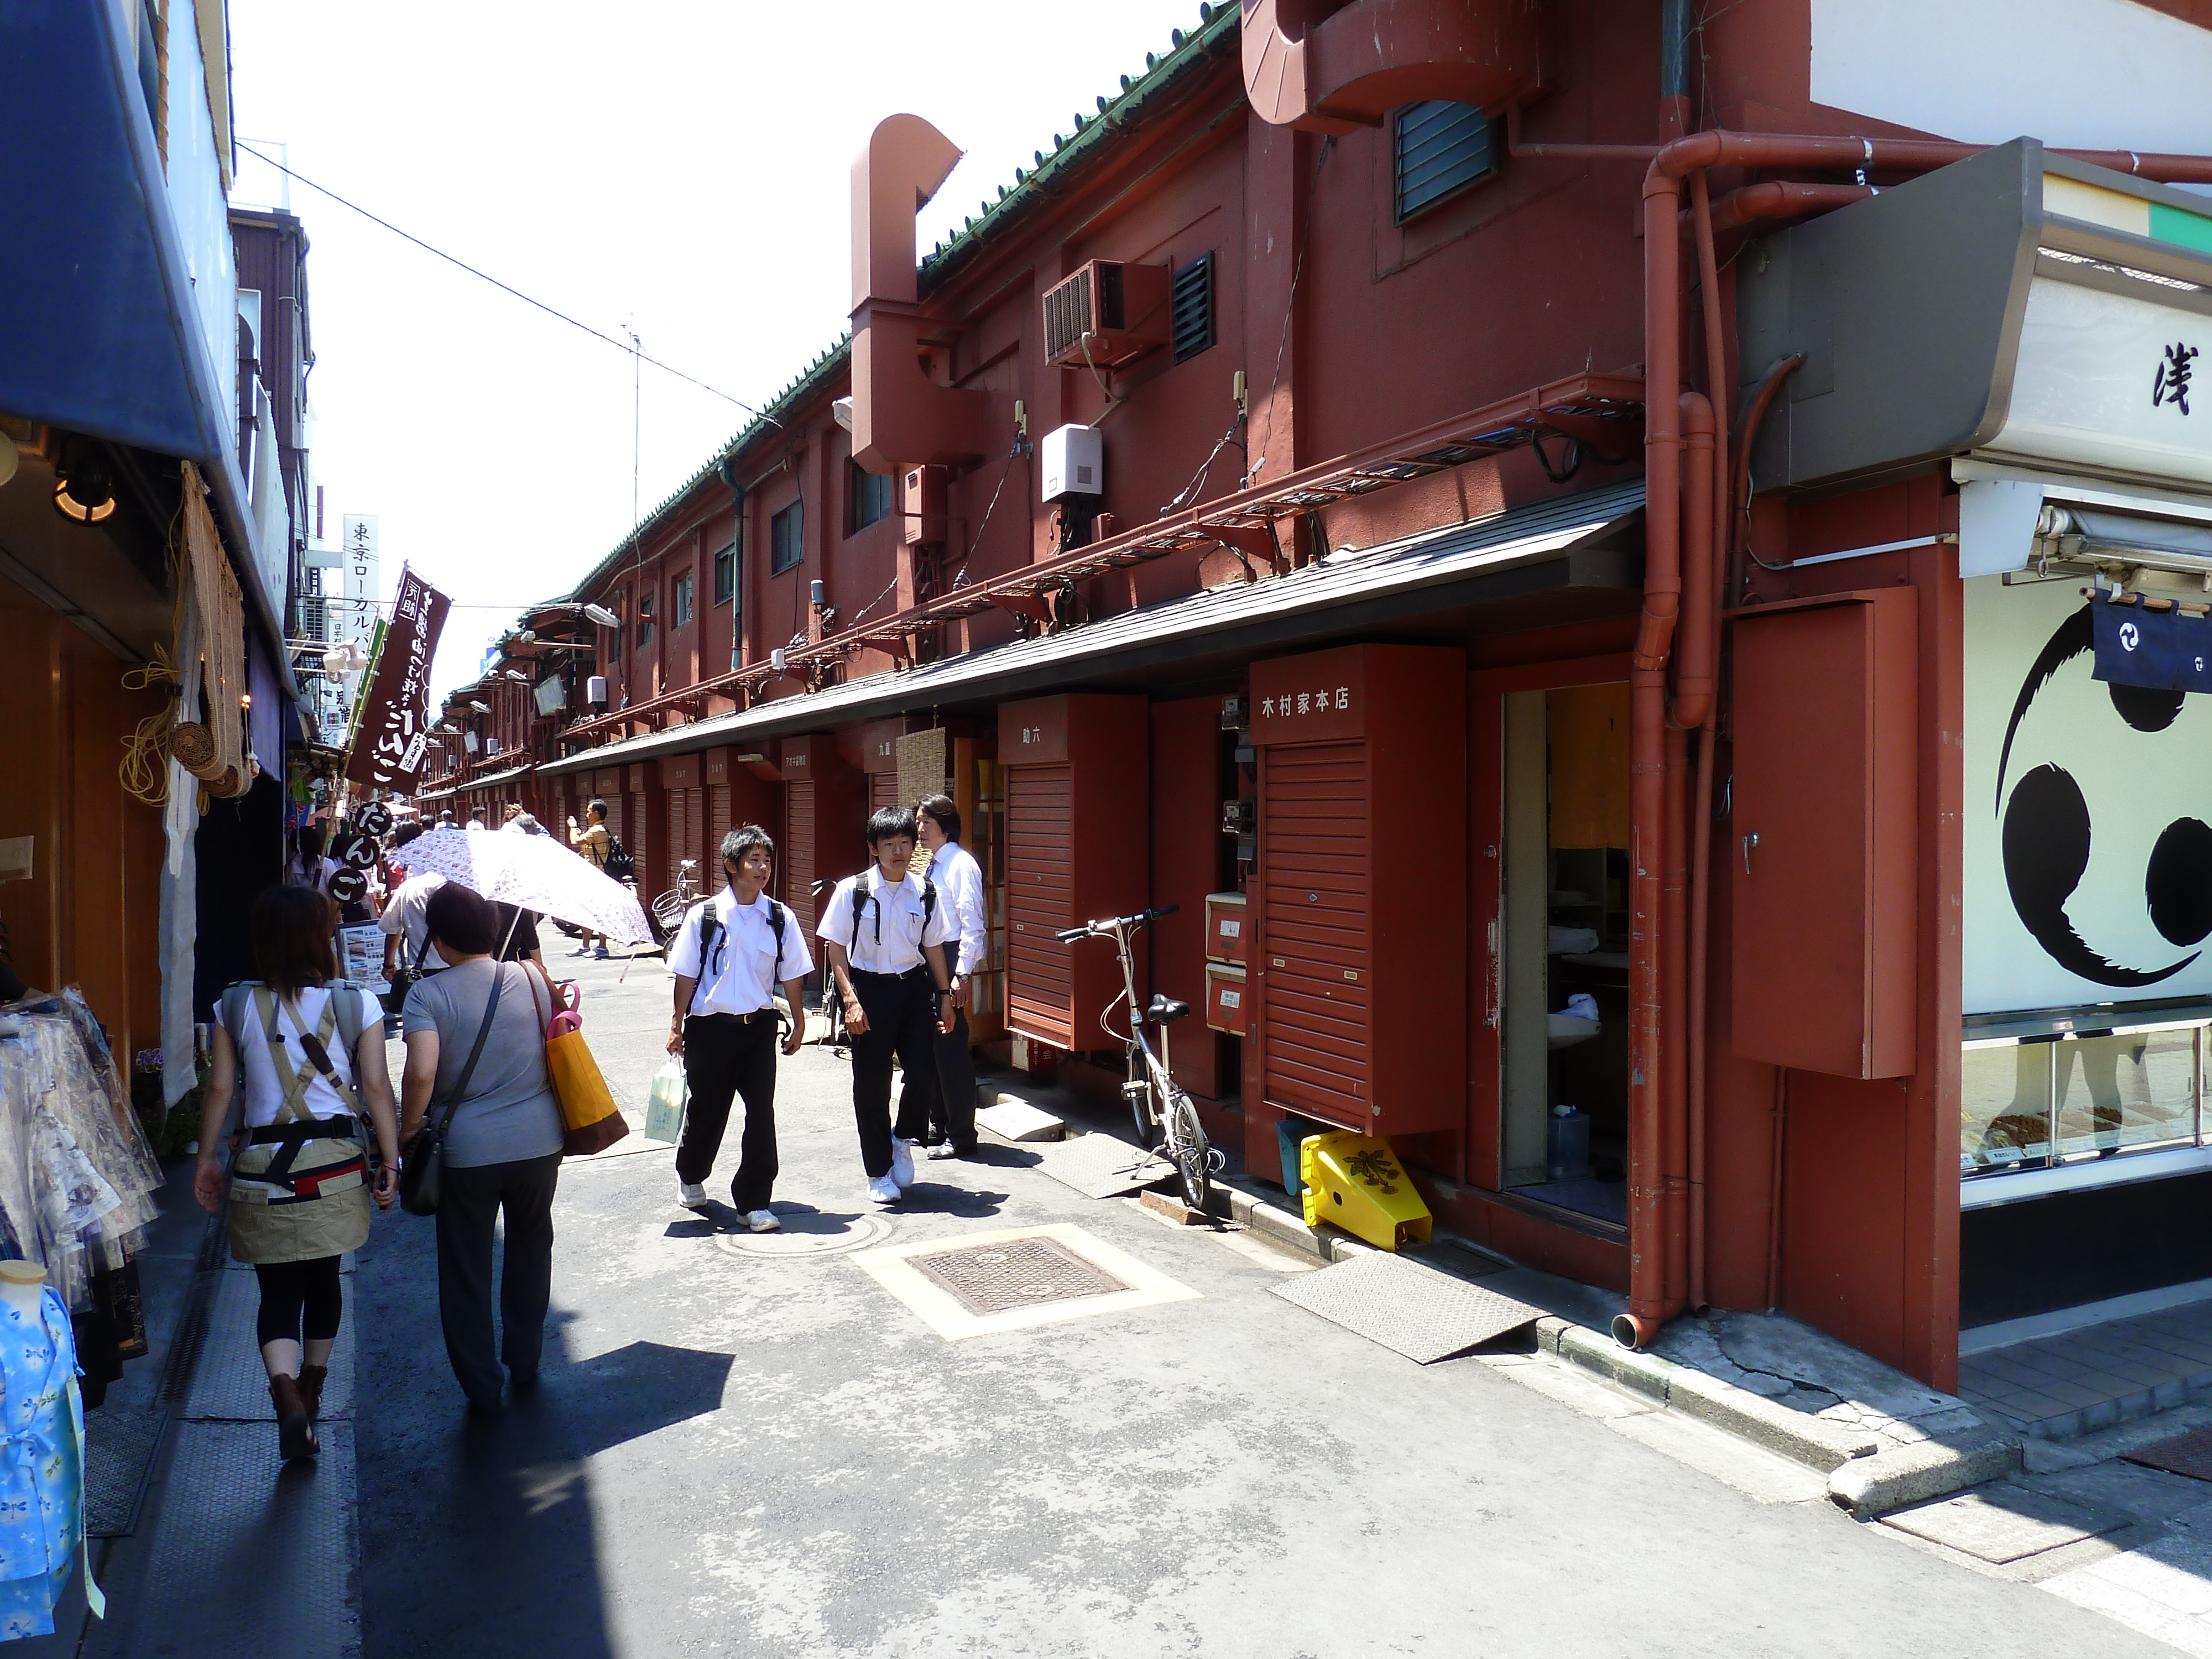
817, 867, 951, 975
378, 871, 448, 970
668, 889, 816, 1016
228, 984, 384, 1129
927, 842, 987, 979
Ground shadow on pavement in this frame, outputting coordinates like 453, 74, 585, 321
899, 1182, 1009, 1218
356, 1206, 734, 1658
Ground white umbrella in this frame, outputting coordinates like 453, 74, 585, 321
394, 827, 655, 945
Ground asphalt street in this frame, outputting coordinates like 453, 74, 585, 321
347, 950, 2186, 1658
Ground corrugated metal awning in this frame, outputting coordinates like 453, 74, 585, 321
539, 480, 1644, 776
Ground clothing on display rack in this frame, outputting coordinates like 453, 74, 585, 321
0, 987, 168, 1400
0, 1278, 103, 1640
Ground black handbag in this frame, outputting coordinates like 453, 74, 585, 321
398, 964, 506, 1217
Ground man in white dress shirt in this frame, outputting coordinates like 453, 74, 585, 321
819, 807, 956, 1207
666, 826, 813, 1231
903, 794, 987, 1160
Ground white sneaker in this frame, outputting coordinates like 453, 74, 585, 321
677, 1181, 709, 1212
926, 1140, 959, 1160
890, 1139, 917, 1188
867, 1175, 902, 1207
744, 1209, 780, 1233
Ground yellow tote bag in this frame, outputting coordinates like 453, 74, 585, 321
532, 967, 630, 1156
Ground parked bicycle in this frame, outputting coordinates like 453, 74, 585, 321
649, 859, 701, 946
1056, 904, 1217, 1212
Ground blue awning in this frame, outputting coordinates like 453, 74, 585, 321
0, 2, 227, 458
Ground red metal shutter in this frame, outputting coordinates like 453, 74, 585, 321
785, 780, 818, 935
1006, 763, 1076, 1047
708, 783, 733, 864
869, 771, 900, 813
1259, 740, 1371, 1124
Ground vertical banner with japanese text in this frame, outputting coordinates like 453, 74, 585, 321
345, 566, 449, 792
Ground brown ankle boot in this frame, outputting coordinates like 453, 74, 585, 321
297, 1364, 328, 1422
270, 1374, 319, 1461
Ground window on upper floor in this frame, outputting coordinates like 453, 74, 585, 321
635, 589, 654, 653
713, 541, 735, 606
848, 462, 894, 535
1171, 254, 1215, 364
771, 500, 804, 574
1394, 101, 1498, 223
673, 571, 693, 628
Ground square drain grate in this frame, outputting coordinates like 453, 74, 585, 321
909, 1236, 1131, 1314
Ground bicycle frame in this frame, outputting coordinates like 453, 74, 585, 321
1100, 917, 1174, 1120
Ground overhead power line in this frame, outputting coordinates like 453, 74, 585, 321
234, 142, 781, 427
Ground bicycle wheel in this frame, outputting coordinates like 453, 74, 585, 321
1169, 1089, 1211, 1212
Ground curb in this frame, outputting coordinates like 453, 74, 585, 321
1224, 1177, 2018, 1516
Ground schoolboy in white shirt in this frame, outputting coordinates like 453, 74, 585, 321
667, 826, 813, 1230
818, 807, 955, 1207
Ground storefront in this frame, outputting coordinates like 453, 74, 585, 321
1736, 138, 2212, 1338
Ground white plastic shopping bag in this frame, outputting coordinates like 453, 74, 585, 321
644, 1057, 688, 1145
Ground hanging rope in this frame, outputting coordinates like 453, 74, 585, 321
118, 645, 181, 806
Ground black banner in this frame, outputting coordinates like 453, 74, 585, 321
345, 567, 450, 790
2090, 590, 2212, 694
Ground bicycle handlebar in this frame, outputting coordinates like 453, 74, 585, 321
1056, 903, 1179, 944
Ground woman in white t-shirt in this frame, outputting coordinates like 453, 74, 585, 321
284, 823, 340, 895
194, 886, 401, 1462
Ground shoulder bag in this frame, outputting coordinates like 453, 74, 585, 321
398, 963, 506, 1217
528, 963, 630, 1156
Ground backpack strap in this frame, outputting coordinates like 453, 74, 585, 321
766, 899, 787, 977
252, 987, 327, 1126
853, 868, 874, 946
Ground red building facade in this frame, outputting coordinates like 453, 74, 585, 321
471, 0, 2212, 1389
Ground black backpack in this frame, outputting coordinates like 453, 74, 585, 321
602, 834, 635, 884
851, 868, 936, 950
694, 895, 788, 983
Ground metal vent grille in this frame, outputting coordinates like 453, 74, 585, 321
1171, 253, 1214, 364
1042, 268, 1097, 362
1395, 101, 1497, 222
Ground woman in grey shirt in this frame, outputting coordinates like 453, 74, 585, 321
399, 883, 564, 1411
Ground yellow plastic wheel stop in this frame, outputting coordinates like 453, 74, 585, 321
1298, 1131, 1432, 1251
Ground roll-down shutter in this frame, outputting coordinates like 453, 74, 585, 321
1006, 763, 1076, 1046
1260, 741, 1371, 1116
785, 780, 818, 935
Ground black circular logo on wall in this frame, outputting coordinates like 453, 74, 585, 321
1995, 604, 2204, 987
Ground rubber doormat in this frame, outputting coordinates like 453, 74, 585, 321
1274, 1252, 1542, 1364
84, 1403, 166, 1536
1028, 1133, 1175, 1199
2124, 1425, 2212, 1481
852, 1223, 1198, 1339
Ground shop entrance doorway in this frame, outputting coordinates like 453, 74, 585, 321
1497, 681, 1631, 1227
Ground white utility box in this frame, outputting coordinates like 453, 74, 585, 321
1040, 424, 1103, 501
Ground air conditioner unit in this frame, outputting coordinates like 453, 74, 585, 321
1041, 260, 1172, 370
1041, 424, 1103, 502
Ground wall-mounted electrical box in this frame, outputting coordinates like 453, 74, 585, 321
1041, 425, 1103, 502
902, 464, 946, 546
1041, 260, 1171, 369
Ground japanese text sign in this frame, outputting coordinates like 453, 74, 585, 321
345, 566, 450, 791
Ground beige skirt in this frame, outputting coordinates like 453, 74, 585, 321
227, 1138, 373, 1265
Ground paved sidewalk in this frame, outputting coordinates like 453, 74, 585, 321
340, 951, 2176, 1657
1963, 1297, 2212, 1441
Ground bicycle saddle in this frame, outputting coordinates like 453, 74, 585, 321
1146, 993, 1192, 1024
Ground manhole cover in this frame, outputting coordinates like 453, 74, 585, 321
713, 1209, 895, 1259
907, 1235, 1131, 1314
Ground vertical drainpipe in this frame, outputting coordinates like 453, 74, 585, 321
718, 457, 744, 672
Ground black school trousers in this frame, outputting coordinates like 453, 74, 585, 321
677, 1011, 780, 1209
435, 1152, 559, 1407
848, 968, 940, 1177
896, 1004, 978, 1151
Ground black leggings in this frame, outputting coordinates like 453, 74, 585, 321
254, 1257, 345, 1347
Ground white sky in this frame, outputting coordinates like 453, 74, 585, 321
226, 0, 1213, 699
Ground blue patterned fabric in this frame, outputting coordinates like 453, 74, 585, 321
0, 1288, 86, 1640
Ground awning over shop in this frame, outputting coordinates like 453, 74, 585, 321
462, 764, 535, 791
540, 479, 1644, 776
1957, 458, 2212, 578
0, 4, 227, 461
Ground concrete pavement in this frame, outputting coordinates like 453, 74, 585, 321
342, 948, 2190, 1657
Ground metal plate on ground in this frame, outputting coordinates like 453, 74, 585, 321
1881, 1488, 2118, 1563
712, 1207, 895, 1260
83, 1403, 166, 1536
108, 1420, 359, 1656
852, 1223, 1199, 1340
2123, 1425, 2212, 1481
1028, 1133, 1175, 1199
1272, 1252, 1542, 1364
908, 1235, 1132, 1314
182, 1268, 356, 1422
